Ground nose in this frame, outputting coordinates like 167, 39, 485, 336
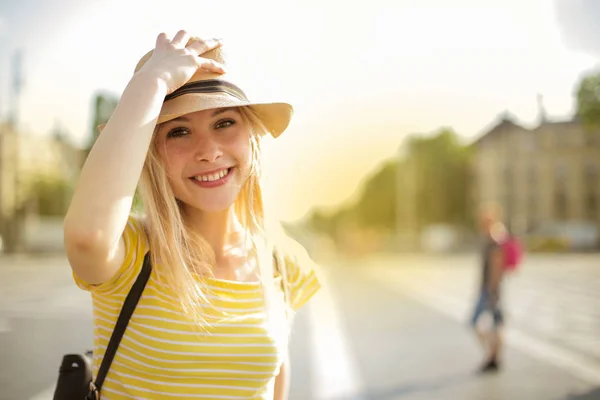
194, 136, 223, 163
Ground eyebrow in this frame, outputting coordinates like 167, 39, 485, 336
212, 107, 238, 117
164, 108, 239, 125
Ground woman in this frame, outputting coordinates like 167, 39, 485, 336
63, 31, 321, 399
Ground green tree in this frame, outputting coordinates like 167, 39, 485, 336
27, 173, 72, 216
87, 91, 145, 211
132, 188, 144, 213
306, 128, 473, 238
354, 160, 398, 231
88, 91, 119, 151
308, 210, 332, 234
405, 129, 473, 229
576, 70, 600, 126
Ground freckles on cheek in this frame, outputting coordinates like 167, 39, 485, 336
158, 139, 181, 163
156, 141, 179, 179
239, 144, 254, 173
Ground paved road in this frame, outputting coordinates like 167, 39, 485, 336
362, 253, 600, 368
1, 253, 599, 399
331, 253, 600, 400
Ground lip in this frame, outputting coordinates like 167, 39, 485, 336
189, 167, 233, 189
189, 167, 232, 178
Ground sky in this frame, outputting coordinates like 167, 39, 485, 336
0, 0, 599, 222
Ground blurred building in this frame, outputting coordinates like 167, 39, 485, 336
473, 111, 600, 247
0, 123, 85, 252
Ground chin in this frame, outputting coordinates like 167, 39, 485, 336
181, 192, 241, 214
194, 201, 237, 213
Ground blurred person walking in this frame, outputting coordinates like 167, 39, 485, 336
470, 203, 508, 373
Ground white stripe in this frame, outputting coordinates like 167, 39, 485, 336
111, 351, 275, 374
125, 326, 276, 347
111, 358, 271, 378
102, 383, 252, 399
135, 303, 266, 314
96, 333, 278, 358
92, 294, 123, 311
95, 304, 262, 323
199, 293, 264, 303
94, 301, 265, 318
139, 294, 264, 310
153, 280, 263, 295
95, 340, 278, 366
129, 322, 269, 336
138, 317, 267, 329
307, 268, 365, 399
93, 257, 139, 295
97, 386, 137, 399
130, 314, 269, 328
203, 284, 262, 295
112, 370, 259, 390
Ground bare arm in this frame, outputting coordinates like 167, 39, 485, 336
273, 355, 290, 400
63, 74, 167, 283
63, 32, 223, 284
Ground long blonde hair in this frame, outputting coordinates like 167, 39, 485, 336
137, 106, 292, 323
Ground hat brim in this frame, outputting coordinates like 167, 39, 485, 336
97, 92, 293, 138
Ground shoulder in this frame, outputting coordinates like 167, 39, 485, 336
273, 233, 322, 311
73, 213, 150, 295
124, 213, 150, 250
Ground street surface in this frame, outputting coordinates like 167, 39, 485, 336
0, 253, 599, 400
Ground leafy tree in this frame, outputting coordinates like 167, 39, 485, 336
405, 129, 473, 228
354, 160, 398, 230
576, 70, 600, 126
27, 173, 71, 216
306, 128, 473, 238
87, 92, 119, 151
87, 91, 145, 211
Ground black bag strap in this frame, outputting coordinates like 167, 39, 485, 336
88, 252, 152, 398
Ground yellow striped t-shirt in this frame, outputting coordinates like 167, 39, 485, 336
73, 216, 321, 399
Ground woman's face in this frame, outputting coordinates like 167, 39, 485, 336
156, 107, 253, 213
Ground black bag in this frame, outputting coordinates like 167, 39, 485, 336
53, 252, 152, 400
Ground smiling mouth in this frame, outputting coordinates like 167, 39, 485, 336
190, 168, 233, 183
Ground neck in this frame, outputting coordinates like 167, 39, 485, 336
184, 206, 245, 259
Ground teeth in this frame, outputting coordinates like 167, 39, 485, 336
194, 168, 229, 182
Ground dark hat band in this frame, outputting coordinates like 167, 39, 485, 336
164, 79, 249, 102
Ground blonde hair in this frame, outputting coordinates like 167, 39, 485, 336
137, 106, 292, 324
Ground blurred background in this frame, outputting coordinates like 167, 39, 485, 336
1, 0, 600, 399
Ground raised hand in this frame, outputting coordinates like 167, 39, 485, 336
136, 30, 225, 95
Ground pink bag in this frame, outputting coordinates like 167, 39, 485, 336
502, 236, 523, 271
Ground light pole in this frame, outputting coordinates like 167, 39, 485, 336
396, 140, 418, 251
396, 144, 404, 242
7, 50, 24, 253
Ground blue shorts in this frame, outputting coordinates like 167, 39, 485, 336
471, 290, 504, 329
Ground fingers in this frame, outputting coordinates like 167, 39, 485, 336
171, 30, 191, 48
186, 38, 222, 55
195, 58, 226, 74
153, 32, 225, 74
155, 32, 171, 48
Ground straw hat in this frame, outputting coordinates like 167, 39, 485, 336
99, 38, 293, 138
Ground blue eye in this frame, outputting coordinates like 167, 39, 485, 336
167, 127, 190, 138
214, 119, 236, 130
